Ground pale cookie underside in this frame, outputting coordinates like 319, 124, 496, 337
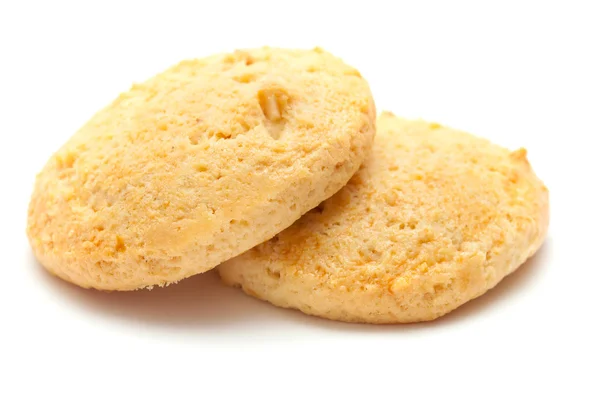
218, 114, 549, 323
27, 47, 376, 290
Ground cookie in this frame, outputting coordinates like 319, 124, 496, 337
218, 114, 549, 323
27, 47, 376, 290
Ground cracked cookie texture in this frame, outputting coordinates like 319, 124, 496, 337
218, 114, 549, 323
27, 47, 376, 290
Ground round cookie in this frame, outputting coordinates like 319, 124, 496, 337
27, 47, 376, 291
218, 113, 549, 323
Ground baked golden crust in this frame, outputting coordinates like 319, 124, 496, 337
27, 47, 376, 290
218, 114, 549, 323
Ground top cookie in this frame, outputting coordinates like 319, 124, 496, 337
27, 47, 376, 290
218, 114, 549, 323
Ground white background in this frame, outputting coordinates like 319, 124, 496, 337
1, 0, 598, 398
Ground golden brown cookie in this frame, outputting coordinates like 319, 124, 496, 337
218, 114, 549, 323
27, 47, 376, 290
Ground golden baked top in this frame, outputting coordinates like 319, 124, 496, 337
27, 47, 376, 290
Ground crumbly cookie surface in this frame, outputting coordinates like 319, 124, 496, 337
218, 114, 549, 323
27, 47, 376, 290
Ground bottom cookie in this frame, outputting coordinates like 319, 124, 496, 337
218, 114, 549, 323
